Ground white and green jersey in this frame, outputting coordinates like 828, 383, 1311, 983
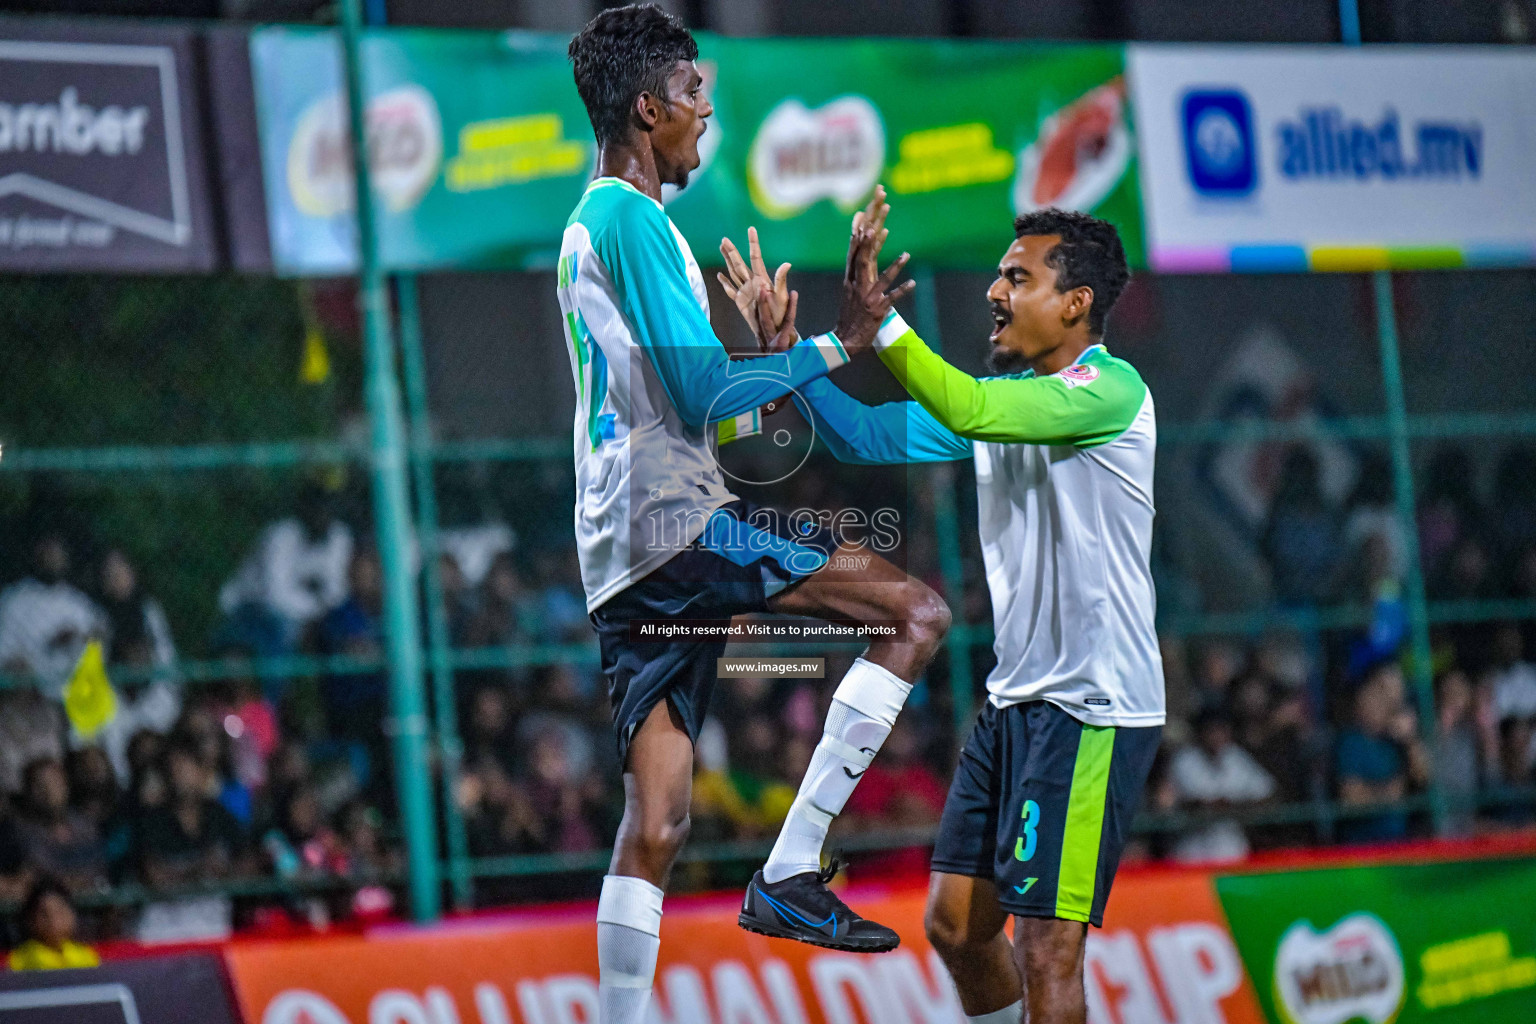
797, 312, 1163, 727
556, 177, 851, 611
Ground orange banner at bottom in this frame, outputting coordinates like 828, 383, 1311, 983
225, 870, 1265, 1024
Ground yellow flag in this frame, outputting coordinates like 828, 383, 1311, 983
64, 640, 117, 740
300, 324, 331, 385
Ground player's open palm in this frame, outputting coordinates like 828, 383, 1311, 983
718, 227, 793, 351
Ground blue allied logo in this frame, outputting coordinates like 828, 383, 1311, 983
1182, 89, 1257, 196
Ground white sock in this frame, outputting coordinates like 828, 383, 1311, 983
967, 1001, 1023, 1024
597, 875, 663, 1024
762, 658, 912, 883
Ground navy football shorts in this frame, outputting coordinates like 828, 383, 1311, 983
931, 699, 1161, 926
589, 499, 840, 766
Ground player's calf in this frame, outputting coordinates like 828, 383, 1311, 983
599, 701, 695, 1024
925, 873, 1023, 1023
1013, 916, 1090, 1024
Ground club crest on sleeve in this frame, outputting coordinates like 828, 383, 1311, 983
1058, 363, 1100, 389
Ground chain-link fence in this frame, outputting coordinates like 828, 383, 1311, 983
5, 251, 1536, 943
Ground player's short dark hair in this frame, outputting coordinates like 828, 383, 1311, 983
568, 4, 698, 148
1013, 208, 1130, 337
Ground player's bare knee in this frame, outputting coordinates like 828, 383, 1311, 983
924, 900, 982, 960
635, 811, 690, 865
903, 582, 952, 656
923, 912, 966, 960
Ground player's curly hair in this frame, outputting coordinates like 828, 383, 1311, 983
1013, 209, 1130, 337
568, 4, 698, 148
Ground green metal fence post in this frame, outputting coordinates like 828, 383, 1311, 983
1340, 0, 1445, 832
1372, 272, 1444, 830
339, 0, 440, 922
911, 270, 976, 748
397, 274, 473, 910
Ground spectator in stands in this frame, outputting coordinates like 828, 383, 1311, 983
217, 480, 354, 658
0, 684, 64, 798
1335, 661, 1430, 843
6, 877, 98, 971
1492, 447, 1536, 568
436, 552, 480, 647
119, 731, 168, 826
1489, 716, 1536, 828
335, 801, 398, 920
1433, 534, 1495, 602
1418, 445, 1481, 588
136, 739, 251, 888
13, 757, 106, 893
96, 549, 176, 672
530, 547, 590, 645
1489, 623, 1536, 721
1433, 669, 1497, 835
690, 718, 757, 842
1234, 675, 1313, 800
262, 785, 343, 879
1262, 447, 1343, 606
1341, 453, 1406, 591
463, 683, 518, 779
336, 800, 399, 881
466, 552, 535, 649
1169, 707, 1276, 863
462, 755, 545, 857
520, 726, 603, 854
1190, 639, 1243, 715
91, 548, 184, 783
65, 747, 119, 832
515, 665, 604, 779
0, 800, 32, 905
318, 547, 387, 742
173, 706, 254, 828
203, 651, 280, 794
0, 533, 106, 697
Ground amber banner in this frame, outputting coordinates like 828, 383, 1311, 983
224, 870, 1265, 1024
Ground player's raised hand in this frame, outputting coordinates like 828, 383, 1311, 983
755, 283, 799, 357
851, 185, 891, 284
718, 227, 791, 349
835, 226, 913, 358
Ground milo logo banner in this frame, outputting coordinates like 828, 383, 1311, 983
1216, 856, 1536, 1024
250, 28, 594, 275
248, 28, 1142, 274
670, 37, 1142, 270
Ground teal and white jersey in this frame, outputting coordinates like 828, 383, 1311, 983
556, 177, 851, 611
797, 312, 1163, 727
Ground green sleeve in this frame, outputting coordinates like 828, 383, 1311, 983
874, 312, 1147, 447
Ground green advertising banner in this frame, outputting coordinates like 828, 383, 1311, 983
1215, 857, 1536, 1024
249, 28, 1141, 275
669, 37, 1141, 271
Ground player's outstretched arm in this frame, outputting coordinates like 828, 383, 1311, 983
597, 196, 849, 427
876, 314, 1145, 447
793, 376, 972, 465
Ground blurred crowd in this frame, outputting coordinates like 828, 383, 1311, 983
2, 439, 1536, 948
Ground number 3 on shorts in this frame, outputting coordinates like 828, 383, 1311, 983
1015, 798, 1040, 862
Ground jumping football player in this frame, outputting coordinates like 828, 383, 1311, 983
561, 8, 951, 1023
723, 201, 1164, 1024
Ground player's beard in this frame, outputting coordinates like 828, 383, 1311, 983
986, 344, 1029, 375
